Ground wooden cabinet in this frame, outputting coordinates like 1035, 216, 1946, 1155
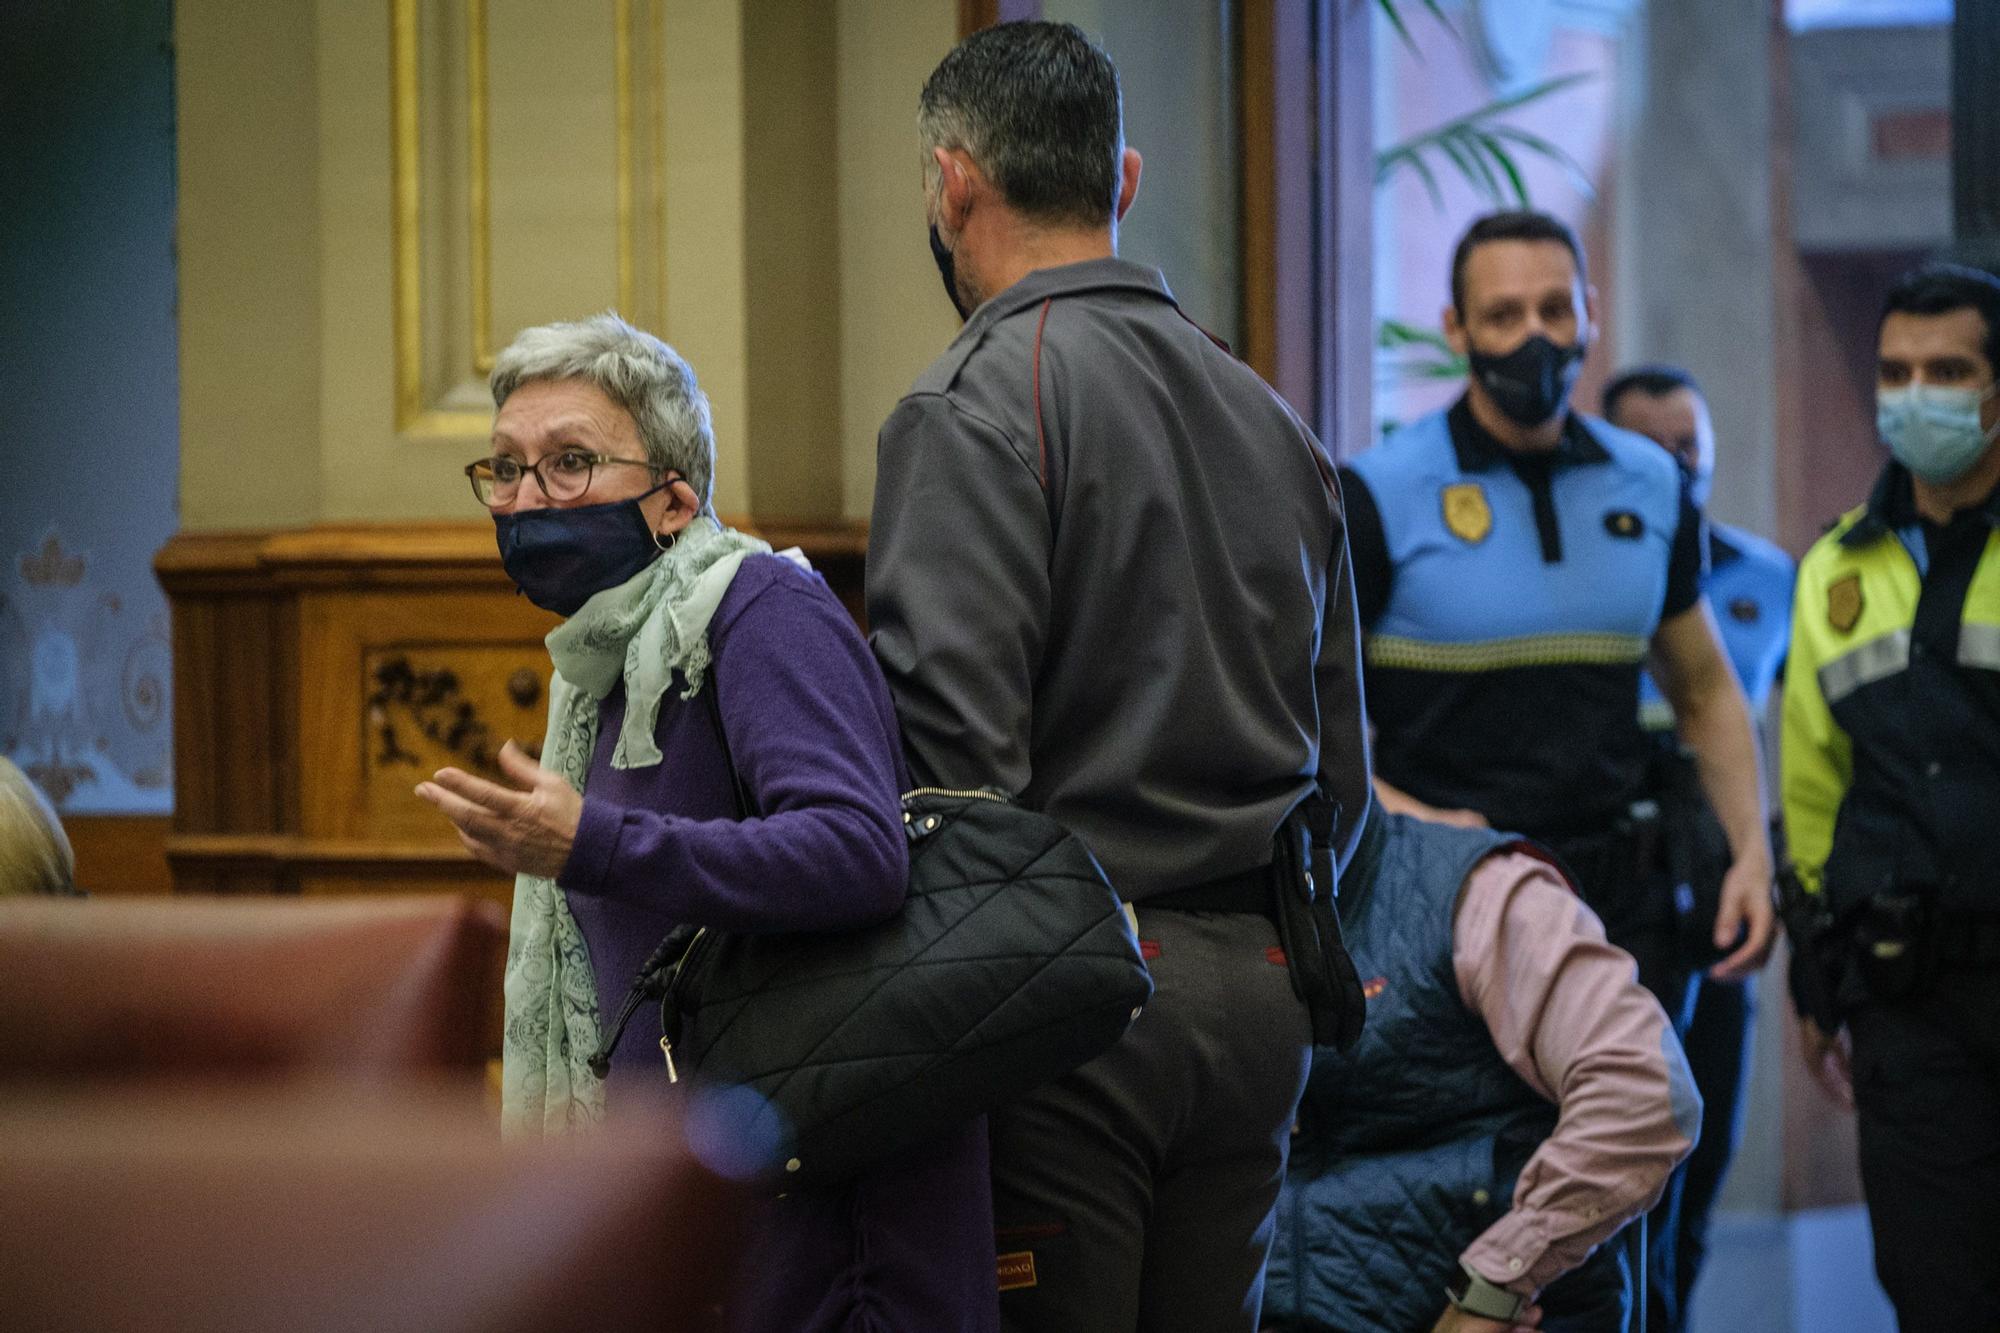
155, 519, 865, 903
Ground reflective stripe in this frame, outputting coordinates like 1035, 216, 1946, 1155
1817, 629, 1911, 704
1961, 622, 2000, 672
1366, 631, 1647, 672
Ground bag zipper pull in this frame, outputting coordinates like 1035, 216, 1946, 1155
660, 1035, 680, 1084
590, 981, 653, 1078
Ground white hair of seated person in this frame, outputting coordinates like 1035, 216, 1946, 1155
0, 758, 77, 898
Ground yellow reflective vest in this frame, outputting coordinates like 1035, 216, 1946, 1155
1781, 467, 2000, 921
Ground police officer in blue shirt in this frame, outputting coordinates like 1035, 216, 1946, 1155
1606, 364, 1794, 1333
1345, 212, 1774, 1003
1343, 214, 1776, 1332
1609, 369, 1794, 740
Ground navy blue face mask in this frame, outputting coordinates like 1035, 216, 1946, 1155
493, 480, 671, 616
1469, 332, 1586, 427
929, 222, 973, 322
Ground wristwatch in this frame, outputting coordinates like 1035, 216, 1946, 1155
1445, 1260, 1528, 1321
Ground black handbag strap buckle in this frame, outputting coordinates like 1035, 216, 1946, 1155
588, 922, 699, 1078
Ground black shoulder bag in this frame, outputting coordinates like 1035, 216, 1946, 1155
590, 677, 1152, 1190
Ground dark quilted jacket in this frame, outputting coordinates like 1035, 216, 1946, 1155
1263, 812, 1628, 1333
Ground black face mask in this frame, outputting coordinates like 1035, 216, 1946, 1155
1468, 333, 1586, 427
929, 222, 973, 322
493, 481, 670, 617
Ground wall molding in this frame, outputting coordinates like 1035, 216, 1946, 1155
389, 0, 669, 435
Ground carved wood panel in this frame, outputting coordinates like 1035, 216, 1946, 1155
361, 644, 552, 836
297, 586, 556, 843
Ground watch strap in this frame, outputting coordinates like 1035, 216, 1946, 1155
1445, 1261, 1528, 1321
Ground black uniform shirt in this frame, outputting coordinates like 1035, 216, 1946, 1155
1342, 397, 1704, 835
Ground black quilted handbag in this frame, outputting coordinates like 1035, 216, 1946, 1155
589, 689, 1152, 1189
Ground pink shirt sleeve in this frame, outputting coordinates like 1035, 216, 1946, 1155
1451, 849, 1701, 1295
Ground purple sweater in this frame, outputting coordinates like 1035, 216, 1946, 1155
558, 555, 998, 1333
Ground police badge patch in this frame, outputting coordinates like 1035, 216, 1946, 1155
1827, 573, 1863, 633
1441, 483, 1492, 544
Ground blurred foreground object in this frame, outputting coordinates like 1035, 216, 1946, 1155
0, 894, 505, 1079
0, 1081, 745, 1332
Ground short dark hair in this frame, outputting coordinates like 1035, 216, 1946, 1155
1602, 364, 1702, 423
1880, 263, 2000, 373
919, 21, 1123, 228
1449, 210, 1588, 314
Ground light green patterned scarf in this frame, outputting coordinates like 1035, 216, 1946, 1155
501, 516, 772, 1137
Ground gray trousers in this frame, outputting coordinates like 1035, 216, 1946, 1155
989, 906, 1313, 1333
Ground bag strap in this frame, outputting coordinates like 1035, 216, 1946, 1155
701, 667, 757, 820
587, 667, 752, 1078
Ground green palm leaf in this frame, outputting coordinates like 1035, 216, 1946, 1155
1472, 129, 1529, 206
1376, 319, 1468, 381
1371, 19, 1597, 395
1374, 72, 1593, 197
1485, 124, 1597, 199
1375, 0, 1454, 52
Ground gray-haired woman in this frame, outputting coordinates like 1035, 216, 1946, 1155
417, 313, 997, 1332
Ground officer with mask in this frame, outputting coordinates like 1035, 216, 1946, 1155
1605, 364, 1794, 1331
1345, 210, 1774, 997
1781, 263, 2000, 1327
1340, 211, 1775, 1326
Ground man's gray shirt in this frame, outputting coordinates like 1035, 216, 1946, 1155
867, 258, 1370, 900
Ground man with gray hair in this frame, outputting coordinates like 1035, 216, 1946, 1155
867, 21, 1370, 1332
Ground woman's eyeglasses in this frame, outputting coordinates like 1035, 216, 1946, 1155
463, 451, 662, 508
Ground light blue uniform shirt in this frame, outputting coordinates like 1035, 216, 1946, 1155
1640, 521, 1795, 727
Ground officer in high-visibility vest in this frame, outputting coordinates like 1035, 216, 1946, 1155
1606, 364, 1793, 1332
1781, 263, 2000, 1327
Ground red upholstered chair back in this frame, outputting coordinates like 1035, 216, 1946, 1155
0, 1083, 746, 1332
0, 895, 508, 1079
